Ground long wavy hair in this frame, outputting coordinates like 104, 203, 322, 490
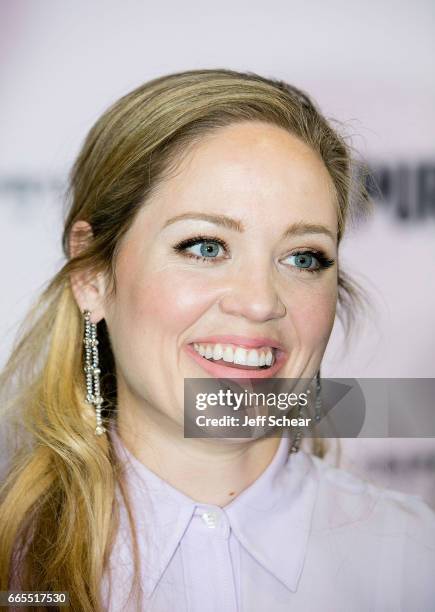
0, 68, 373, 610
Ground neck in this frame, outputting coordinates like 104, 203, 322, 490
115, 397, 283, 508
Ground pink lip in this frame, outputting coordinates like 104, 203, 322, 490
188, 335, 286, 350
183, 343, 288, 380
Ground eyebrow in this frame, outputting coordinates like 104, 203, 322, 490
162, 212, 336, 242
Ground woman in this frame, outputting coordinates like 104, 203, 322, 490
0, 69, 434, 611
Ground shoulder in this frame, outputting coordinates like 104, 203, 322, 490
294, 452, 435, 607
308, 452, 435, 538
308, 453, 435, 595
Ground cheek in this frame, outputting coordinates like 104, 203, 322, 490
289, 281, 337, 346
124, 270, 215, 336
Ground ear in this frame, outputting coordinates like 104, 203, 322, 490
68, 220, 108, 324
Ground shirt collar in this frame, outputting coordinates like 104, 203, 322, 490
110, 426, 319, 599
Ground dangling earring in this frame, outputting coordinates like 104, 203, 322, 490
315, 369, 322, 424
290, 429, 303, 454
83, 309, 106, 436
290, 369, 322, 454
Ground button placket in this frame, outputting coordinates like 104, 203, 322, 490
183, 508, 237, 612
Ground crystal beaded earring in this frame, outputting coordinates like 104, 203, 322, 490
290, 369, 322, 454
314, 369, 322, 424
83, 309, 107, 436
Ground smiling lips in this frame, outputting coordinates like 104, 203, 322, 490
184, 335, 287, 378
193, 342, 275, 369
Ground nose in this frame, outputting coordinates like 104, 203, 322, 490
218, 263, 287, 322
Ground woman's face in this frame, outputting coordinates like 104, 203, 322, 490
101, 121, 338, 428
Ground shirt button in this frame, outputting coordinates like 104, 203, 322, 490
201, 511, 220, 528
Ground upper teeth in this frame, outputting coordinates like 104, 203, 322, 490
192, 343, 275, 367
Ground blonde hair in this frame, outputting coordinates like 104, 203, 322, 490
0, 68, 373, 610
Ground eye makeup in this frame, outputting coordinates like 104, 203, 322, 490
172, 234, 335, 274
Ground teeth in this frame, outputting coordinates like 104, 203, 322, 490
233, 347, 248, 365
247, 349, 260, 366
212, 344, 223, 360
222, 346, 234, 362
192, 342, 276, 368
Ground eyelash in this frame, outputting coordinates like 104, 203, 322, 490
172, 235, 335, 274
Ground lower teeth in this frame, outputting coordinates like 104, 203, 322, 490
202, 355, 270, 369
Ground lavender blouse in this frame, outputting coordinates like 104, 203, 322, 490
102, 428, 435, 611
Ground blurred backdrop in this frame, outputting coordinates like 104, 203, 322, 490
1, 0, 434, 507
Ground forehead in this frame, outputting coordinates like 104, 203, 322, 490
138, 121, 338, 234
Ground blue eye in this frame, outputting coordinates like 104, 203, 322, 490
288, 252, 316, 270
173, 236, 228, 263
191, 240, 223, 258
283, 251, 335, 273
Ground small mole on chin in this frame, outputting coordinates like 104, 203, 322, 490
228, 491, 235, 496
